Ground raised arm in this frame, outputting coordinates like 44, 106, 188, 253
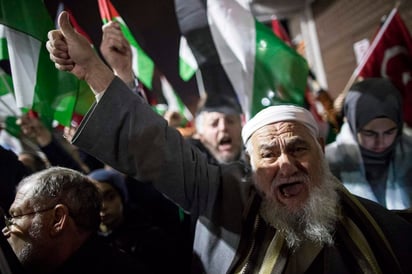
46, 11, 114, 94
46, 12, 222, 214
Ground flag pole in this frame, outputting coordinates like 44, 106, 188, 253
333, 6, 399, 113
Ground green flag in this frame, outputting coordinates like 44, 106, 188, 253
0, 67, 21, 137
0, 26, 22, 137
160, 75, 193, 125
179, 36, 198, 81
0, 0, 79, 127
207, 0, 309, 119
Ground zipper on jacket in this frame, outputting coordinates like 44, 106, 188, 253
240, 215, 262, 274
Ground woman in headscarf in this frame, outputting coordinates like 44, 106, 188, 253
326, 78, 412, 209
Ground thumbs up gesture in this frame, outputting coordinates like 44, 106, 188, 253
46, 11, 114, 94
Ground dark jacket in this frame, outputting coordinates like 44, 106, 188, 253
54, 235, 147, 274
97, 205, 188, 274
73, 77, 412, 274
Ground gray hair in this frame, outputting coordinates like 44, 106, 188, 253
195, 109, 242, 135
194, 111, 206, 134
17, 167, 102, 231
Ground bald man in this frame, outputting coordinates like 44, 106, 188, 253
46, 11, 412, 274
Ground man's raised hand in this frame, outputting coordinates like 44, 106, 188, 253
46, 11, 114, 94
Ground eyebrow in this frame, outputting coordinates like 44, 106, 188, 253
361, 126, 398, 133
258, 136, 308, 150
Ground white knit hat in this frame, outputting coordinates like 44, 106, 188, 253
241, 105, 319, 145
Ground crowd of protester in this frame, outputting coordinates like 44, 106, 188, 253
0, 10, 411, 274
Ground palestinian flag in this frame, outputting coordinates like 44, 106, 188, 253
207, 0, 309, 119
98, 0, 155, 89
160, 74, 193, 125
179, 36, 198, 81
0, 0, 79, 128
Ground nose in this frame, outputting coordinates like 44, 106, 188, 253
373, 134, 388, 151
276, 153, 298, 178
217, 119, 228, 131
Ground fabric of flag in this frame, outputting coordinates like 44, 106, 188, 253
0, 25, 8, 60
0, 26, 21, 137
174, 0, 243, 116
98, 0, 191, 123
207, 0, 309, 119
355, 8, 412, 127
0, 67, 22, 137
160, 75, 193, 124
0, 0, 79, 128
271, 19, 292, 47
0, 68, 17, 114
179, 36, 198, 81
98, 0, 155, 89
64, 7, 95, 118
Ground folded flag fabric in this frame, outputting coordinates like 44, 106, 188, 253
174, 0, 308, 120
174, 0, 243, 116
207, 0, 309, 119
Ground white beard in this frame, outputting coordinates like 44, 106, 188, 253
259, 158, 340, 251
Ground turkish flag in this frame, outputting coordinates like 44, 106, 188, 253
356, 8, 412, 126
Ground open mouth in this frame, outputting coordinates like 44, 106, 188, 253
219, 136, 232, 149
278, 181, 304, 198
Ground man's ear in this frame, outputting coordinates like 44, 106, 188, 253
50, 204, 69, 237
318, 137, 325, 153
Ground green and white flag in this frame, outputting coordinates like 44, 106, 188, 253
179, 36, 198, 81
207, 0, 309, 120
0, 67, 21, 136
0, 0, 79, 127
0, 68, 18, 115
160, 75, 193, 124
0, 25, 21, 137
0, 24, 8, 61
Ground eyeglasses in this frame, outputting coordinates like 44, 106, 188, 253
3, 205, 56, 230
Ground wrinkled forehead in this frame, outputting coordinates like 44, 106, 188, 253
251, 121, 315, 143
12, 183, 35, 209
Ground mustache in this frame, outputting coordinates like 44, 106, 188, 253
271, 172, 310, 189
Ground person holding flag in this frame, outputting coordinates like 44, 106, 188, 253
336, 5, 412, 128
98, 17, 195, 274
47, 11, 412, 274
99, 20, 147, 101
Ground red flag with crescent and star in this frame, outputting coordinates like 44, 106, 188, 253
355, 8, 412, 127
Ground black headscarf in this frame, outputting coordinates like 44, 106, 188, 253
344, 78, 403, 140
343, 78, 403, 204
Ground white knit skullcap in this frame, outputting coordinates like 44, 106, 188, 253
241, 105, 319, 145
